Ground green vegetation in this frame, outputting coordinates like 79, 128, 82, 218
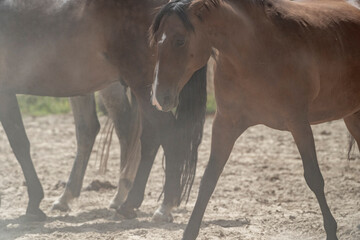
17, 94, 216, 116
206, 93, 216, 114
17, 95, 71, 116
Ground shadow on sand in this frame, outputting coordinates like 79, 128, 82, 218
0, 209, 251, 240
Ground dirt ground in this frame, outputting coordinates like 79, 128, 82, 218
0, 114, 359, 240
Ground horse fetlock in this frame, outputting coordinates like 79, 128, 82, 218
109, 191, 126, 210
24, 207, 47, 222
110, 179, 132, 209
116, 204, 137, 219
109, 196, 124, 210
324, 217, 338, 240
326, 236, 339, 240
27, 180, 44, 201
152, 205, 174, 223
182, 226, 199, 240
127, 194, 144, 209
52, 190, 73, 212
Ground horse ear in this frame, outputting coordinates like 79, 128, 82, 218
190, 0, 219, 21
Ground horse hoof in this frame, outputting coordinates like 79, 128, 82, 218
51, 200, 71, 212
109, 201, 121, 210
116, 205, 137, 219
152, 209, 174, 223
22, 209, 47, 222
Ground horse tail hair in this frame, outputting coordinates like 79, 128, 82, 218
95, 95, 114, 174
97, 117, 114, 174
175, 64, 207, 204
348, 134, 356, 161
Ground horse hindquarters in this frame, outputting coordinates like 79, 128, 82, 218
0, 93, 46, 221
53, 94, 100, 212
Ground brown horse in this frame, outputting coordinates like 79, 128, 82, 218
0, 0, 207, 222
151, 0, 360, 239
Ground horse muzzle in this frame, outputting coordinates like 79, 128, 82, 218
152, 91, 179, 112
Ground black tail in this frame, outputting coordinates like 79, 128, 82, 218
175, 64, 207, 204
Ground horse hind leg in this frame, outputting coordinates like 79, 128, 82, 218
98, 83, 142, 212
0, 93, 46, 221
287, 117, 338, 240
52, 94, 100, 212
344, 111, 360, 158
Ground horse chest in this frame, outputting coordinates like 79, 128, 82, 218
215, 78, 292, 130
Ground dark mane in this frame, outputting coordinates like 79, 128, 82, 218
150, 0, 223, 43
150, 0, 194, 44
190, 0, 221, 21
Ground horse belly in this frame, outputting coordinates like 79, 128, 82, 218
308, 67, 360, 124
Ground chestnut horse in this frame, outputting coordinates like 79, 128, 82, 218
0, 0, 207, 222
151, 0, 360, 239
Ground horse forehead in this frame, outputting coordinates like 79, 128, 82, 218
164, 14, 189, 31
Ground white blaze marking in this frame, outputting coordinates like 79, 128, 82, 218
151, 33, 167, 111
159, 33, 167, 44
152, 61, 163, 111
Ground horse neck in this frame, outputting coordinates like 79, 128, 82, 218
90, 0, 153, 21
89, 0, 158, 88
89, 0, 153, 45
200, 1, 268, 56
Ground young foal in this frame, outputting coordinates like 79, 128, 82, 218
151, 0, 360, 239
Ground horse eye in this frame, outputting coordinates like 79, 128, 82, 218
176, 39, 185, 47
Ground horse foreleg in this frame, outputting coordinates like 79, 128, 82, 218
183, 114, 246, 240
288, 118, 338, 240
0, 93, 46, 221
151, 113, 182, 223
118, 118, 160, 218
52, 94, 100, 212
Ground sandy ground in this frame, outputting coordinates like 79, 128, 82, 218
0, 114, 359, 240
